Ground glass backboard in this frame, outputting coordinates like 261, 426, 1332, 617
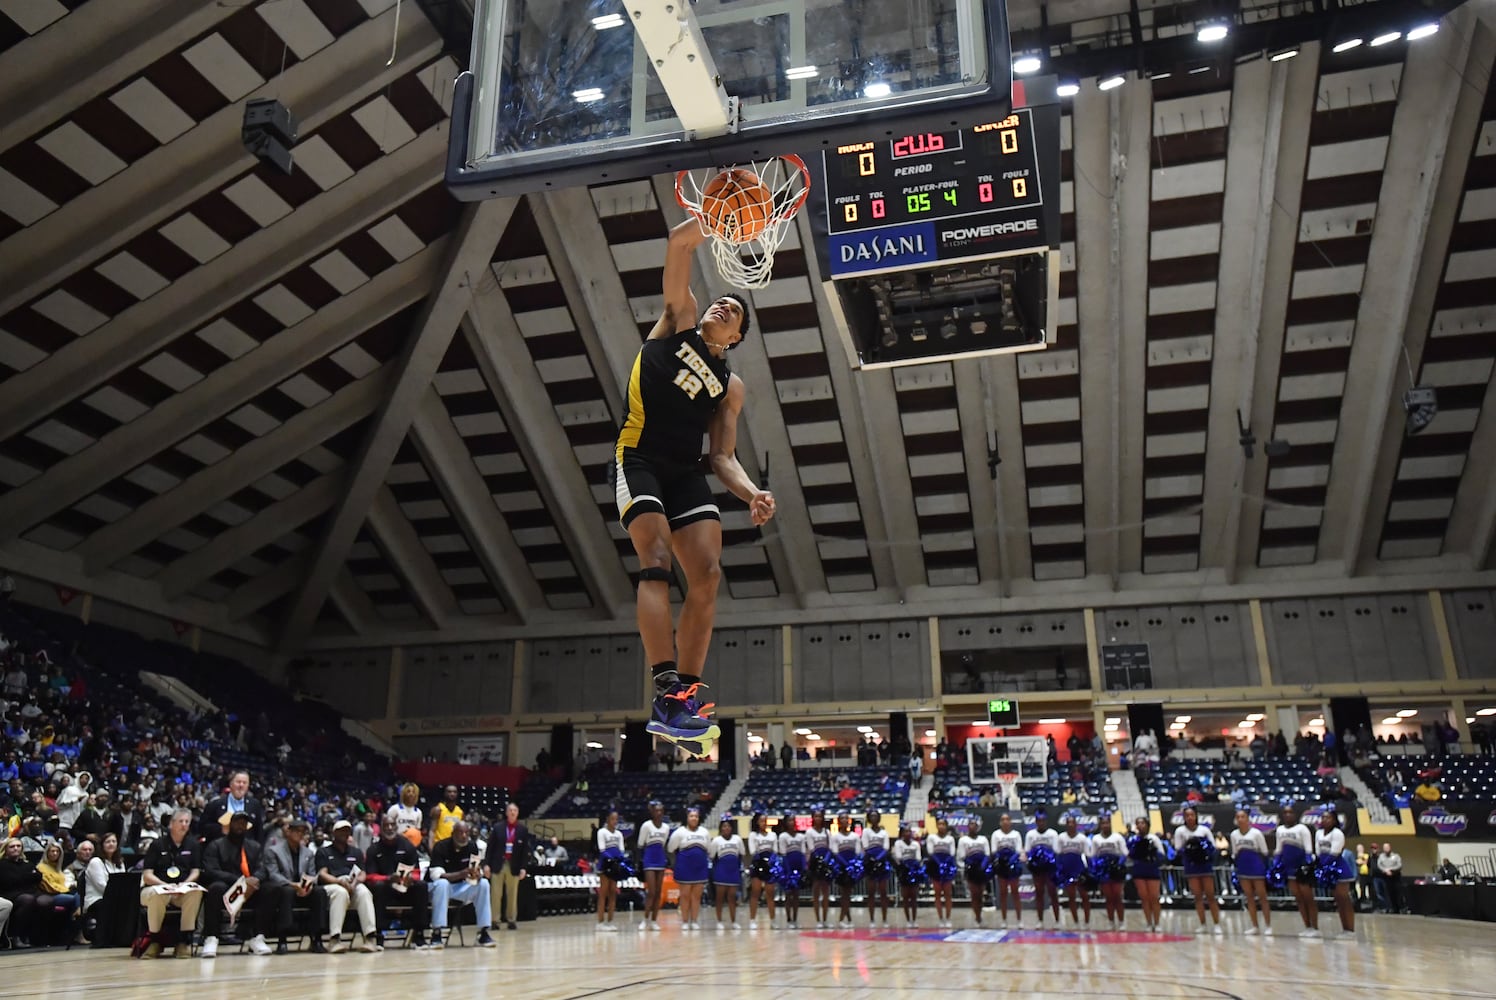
447, 0, 1012, 198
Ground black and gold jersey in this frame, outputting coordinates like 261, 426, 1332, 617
615, 327, 732, 465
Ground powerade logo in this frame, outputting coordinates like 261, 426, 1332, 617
1418, 807, 1468, 836
828, 222, 936, 275
940, 219, 1039, 242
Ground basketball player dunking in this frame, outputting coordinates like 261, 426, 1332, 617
616, 217, 777, 758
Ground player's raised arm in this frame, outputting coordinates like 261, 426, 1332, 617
651, 218, 706, 339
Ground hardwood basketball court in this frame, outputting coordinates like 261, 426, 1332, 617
7, 913, 1493, 999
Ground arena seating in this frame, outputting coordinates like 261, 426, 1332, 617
1360, 754, 1496, 805
1138, 757, 1327, 807
538, 769, 730, 821
737, 767, 911, 817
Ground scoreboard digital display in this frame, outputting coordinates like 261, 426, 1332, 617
817, 106, 1058, 279
987, 698, 1021, 728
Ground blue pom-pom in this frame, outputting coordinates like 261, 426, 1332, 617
992, 848, 1023, 881
839, 856, 865, 885
779, 865, 805, 890
1312, 857, 1342, 890
601, 854, 635, 881
1183, 837, 1214, 866
964, 854, 994, 883
811, 853, 839, 883
1265, 858, 1286, 889
928, 854, 959, 883
1090, 854, 1127, 883
898, 858, 929, 887
750, 854, 780, 884
1027, 844, 1057, 875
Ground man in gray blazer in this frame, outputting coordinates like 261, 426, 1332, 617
252, 818, 327, 954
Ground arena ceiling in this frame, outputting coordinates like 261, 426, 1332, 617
0, 0, 1493, 655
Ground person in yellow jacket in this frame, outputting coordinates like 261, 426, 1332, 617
429, 786, 464, 849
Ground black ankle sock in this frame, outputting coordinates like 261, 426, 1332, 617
678, 672, 701, 687
651, 661, 678, 694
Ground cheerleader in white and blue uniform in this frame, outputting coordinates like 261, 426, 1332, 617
1273, 805, 1316, 937
959, 819, 991, 925
745, 813, 778, 929
830, 812, 861, 927
778, 813, 806, 929
1315, 811, 1356, 940
710, 819, 745, 930
891, 827, 924, 928
1230, 809, 1271, 936
860, 810, 892, 925
1025, 812, 1062, 925
989, 814, 1026, 928
1091, 815, 1129, 931
805, 809, 834, 928
595, 811, 628, 932
1056, 815, 1093, 927
667, 808, 710, 930
636, 801, 670, 932
1173, 806, 1221, 935
925, 818, 957, 928
1128, 816, 1167, 933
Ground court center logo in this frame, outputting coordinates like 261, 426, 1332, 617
1417, 806, 1468, 836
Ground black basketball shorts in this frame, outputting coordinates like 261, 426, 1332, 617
613, 447, 720, 531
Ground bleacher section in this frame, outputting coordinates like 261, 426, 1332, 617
1361, 754, 1496, 806
933, 766, 1116, 812
1138, 757, 1326, 807
737, 767, 911, 817
540, 769, 731, 822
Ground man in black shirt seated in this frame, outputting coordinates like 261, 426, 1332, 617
254, 818, 325, 955
366, 822, 430, 948
316, 819, 379, 953
138, 808, 206, 959
199, 812, 262, 958
428, 821, 496, 949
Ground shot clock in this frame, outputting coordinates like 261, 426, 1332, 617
987, 698, 1021, 728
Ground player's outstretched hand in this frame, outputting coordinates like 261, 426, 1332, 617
749, 490, 777, 525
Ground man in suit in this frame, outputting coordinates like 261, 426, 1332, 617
254, 818, 326, 955
199, 812, 263, 958
201, 771, 266, 844
484, 802, 530, 931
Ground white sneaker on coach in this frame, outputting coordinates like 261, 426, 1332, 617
246, 934, 273, 956
199, 936, 218, 959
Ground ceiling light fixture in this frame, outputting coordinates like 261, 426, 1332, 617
1197, 23, 1229, 43
1396, 709, 1418, 718
1270, 48, 1299, 62
806, 733, 822, 740
572, 87, 605, 103
1476, 708, 1496, 717
924, 729, 937, 737
1056, 82, 1080, 97
794, 728, 812, 735
1246, 713, 1265, 721
1370, 31, 1402, 47
1098, 75, 1125, 91
1038, 718, 1066, 724
1013, 55, 1043, 75
590, 12, 625, 29
863, 82, 892, 99
1407, 23, 1439, 41
785, 65, 818, 80
1380, 717, 1401, 726
1332, 38, 1363, 53
856, 725, 874, 733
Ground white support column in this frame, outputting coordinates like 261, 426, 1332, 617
0, 6, 441, 318
156, 473, 345, 600
0, 0, 234, 151
366, 485, 460, 627
278, 198, 519, 652
0, 243, 443, 543
77, 365, 394, 574
0, 126, 446, 442
1200, 50, 1320, 580
411, 390, 546, 620
952, 360, 1003, 586
462, 291, 635, 617
1322, 10, 1489, 575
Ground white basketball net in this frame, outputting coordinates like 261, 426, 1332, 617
676, 155, 811, 290
997, 773, 1021, 812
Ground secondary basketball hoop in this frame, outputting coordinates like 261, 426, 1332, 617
676, 155, 810, 289
997, 772, 1021, 812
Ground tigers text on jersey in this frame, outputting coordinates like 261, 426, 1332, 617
617, 328, 731, 465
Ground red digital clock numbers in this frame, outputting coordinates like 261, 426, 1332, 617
892, 132, 945, 158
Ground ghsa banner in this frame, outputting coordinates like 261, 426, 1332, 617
1412, 801, 1496, 839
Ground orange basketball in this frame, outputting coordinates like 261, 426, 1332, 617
700, 168, 773, 242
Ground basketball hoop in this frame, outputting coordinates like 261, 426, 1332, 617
997, 773, 1021, 812
676, 155, 810, 289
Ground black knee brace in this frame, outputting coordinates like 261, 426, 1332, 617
637, 567, 672, 584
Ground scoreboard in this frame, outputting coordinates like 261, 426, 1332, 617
817, 104, 1061, 279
